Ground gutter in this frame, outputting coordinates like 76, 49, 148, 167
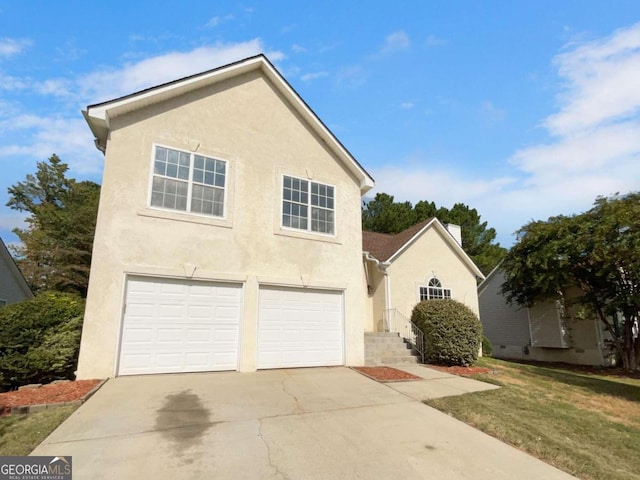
363, 252, 392, 312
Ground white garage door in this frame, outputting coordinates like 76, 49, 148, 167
257, 286, 344, 369
118, 276, 242, 375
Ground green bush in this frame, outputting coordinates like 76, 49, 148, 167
0, 292, 85, 391
411, 299, 482, 366
482, 336, 493, 357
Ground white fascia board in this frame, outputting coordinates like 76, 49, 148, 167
259, 61, 374, 193
84, 55, 374, 193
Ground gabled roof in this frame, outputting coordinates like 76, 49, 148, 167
362, 218, 485, 279
0, 237, 33, 299
83, 54, 374, 194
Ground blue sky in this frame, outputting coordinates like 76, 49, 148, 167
1, 1, 640, 247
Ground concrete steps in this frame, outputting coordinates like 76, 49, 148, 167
364, 332, 421, 365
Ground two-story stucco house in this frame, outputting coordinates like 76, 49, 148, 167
77, 54, 484, 378
77, 55, 374, 378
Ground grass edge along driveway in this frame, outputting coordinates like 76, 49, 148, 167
0, 405, 79, 456
426, 357, 640, 480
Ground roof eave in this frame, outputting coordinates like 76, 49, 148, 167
83, 55, 375, 191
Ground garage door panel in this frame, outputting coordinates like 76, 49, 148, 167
118, 277, 241, 375
257, 286, 344, 369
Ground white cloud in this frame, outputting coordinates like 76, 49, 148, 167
0, 115, 103, 174
378, 31, 410, 55
0, 38, 30, 57
479, 101, 506, 124
291, 44, 306, 53
77, 39, 284, 103
205, 14, 234, 28
425, 34, 447, 47
400, 101, 415, 109
544, 21, 640, 136
371, 23, 640, 246
301, 71, 328, 81
0, 73, 28, 90
335, 64, 367, 89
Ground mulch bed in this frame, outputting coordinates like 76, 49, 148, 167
425, 365, 491, 376
352, 366, 422, 382
0, 379, 103, 416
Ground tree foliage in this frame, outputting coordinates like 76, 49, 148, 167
501, 192, 640, 371
0, 292, 85, 391
362, 193, 506, 275
6, 154, 100, 297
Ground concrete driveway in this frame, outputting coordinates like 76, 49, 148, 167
32, 367, 576, 479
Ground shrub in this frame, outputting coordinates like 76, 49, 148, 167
0, 292, 85, 391
482, 336, 493, 357
411, 299, 482, 366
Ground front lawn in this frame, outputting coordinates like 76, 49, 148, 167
0, 405, 78, 455
426, 357, 640, 480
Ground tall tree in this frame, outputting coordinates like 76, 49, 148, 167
500, 192, 640, 370
362, 193, 506, 275
362, 193, 416, 234
7, 154, 101, 297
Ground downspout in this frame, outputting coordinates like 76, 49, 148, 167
364, 252, 391, 329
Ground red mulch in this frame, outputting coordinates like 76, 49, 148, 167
0, 380, 102, 416
426, 365, 491, 376
353, 366, 422, 382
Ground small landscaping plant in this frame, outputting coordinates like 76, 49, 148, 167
481, 336, 493, 357
411, 299, 482, 366
0, 292, 85, 391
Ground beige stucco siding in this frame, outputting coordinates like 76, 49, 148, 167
369, 227, 480, 330
77, 71, 367, 378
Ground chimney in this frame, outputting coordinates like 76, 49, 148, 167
445, 224, 462, 246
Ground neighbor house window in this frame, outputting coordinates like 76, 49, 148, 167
151, 145, 226, 217
419, 278, 451, 301
282, 175, 335, 234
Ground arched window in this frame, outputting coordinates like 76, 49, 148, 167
419, 278, 452, 301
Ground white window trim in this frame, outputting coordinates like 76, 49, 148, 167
417, 278, 452, 301
147, 143, 229, 220
280, 174, 337, 237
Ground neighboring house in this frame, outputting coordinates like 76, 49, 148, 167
363, 218, 485, 337
0, 237, 33, 307
77, 55, 374, 378
478, 266, 612, 366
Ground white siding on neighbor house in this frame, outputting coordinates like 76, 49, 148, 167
529, 300, 570, 348
478, 269, 530, 350
0, 241, 33, 306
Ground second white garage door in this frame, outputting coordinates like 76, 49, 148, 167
118, 276, 242, 376
257, 286, 344, 369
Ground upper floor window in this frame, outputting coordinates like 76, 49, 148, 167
151, 146, 226, 217
282, 175, 335, 234
419, 278, 451, 301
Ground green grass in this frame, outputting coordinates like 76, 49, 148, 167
426, 358, 640, 480
0, 405, 78, 456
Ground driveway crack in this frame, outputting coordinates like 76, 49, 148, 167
258, 418, 291, 480
281, 374, 304, 414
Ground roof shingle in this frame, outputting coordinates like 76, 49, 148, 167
362, 218, 434, 262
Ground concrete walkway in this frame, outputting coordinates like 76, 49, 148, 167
383, 364, 500, 399
32, 367, 577, 480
